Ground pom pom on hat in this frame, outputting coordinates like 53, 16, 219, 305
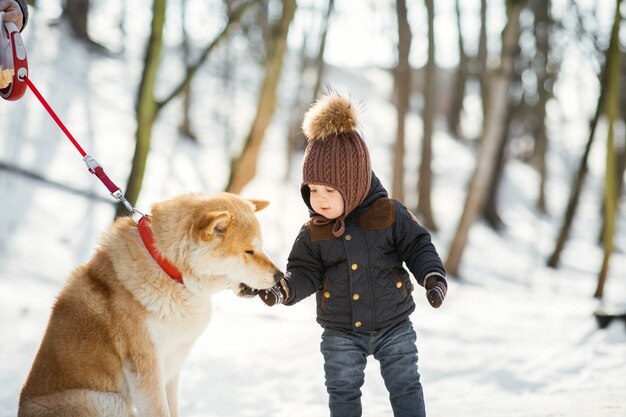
302, 94, 359, 141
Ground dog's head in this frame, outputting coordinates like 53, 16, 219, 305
148, 193, 283, 298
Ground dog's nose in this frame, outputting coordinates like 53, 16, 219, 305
273, 270, 284, 283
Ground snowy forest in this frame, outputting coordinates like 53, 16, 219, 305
1, 0, 625, 416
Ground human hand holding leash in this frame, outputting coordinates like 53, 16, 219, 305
0, 0, 25, 30
424, 273, 447, 308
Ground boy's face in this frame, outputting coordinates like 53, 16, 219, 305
308, 184, 344, 220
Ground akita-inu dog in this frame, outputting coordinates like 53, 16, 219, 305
19, 192, 283, 417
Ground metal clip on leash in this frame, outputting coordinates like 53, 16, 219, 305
83, 156, 145, 224
113, 190, 145, 224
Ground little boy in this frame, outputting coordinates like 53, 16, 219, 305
259, 93, 447, 417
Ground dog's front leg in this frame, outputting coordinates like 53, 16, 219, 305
166, 373, 180, 417
124, 363, 170, 417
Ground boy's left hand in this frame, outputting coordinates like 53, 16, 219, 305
258, 278, 290, 307
424, 274, 447, 308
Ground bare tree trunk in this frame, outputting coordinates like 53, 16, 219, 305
532, 0, 551, 213
115, 0, 166, 218
312, 0, 334, 100
478, 0, 489, 132
445, 0, 526, 277
285, 0, 334, 181
63, 0, 90, 40
613, 141, 626, 216
179, 0, 197, 141
594, 0, 622, 299
483, 105, 513, 230
116, 0, 256, 217
598, 131, 626, 245
284, 30, 311, 181
392, 0, 412, 203
447, 0, 468, 138
546, 56, 610, 268
618, 145, 626, 199
417, 0, 437, 230
226, 0, 297, 194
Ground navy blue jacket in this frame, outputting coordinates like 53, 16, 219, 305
285, 173, 445, 332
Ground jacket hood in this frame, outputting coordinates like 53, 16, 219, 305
301, 171, 388, 219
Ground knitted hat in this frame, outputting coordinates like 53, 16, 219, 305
301, 93, 372, 237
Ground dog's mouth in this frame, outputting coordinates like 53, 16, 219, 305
238, 283, 260, 298
237, 271, 284, 298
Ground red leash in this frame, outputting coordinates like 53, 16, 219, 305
23, 77, 87, 157
21, 76, 184, 285
3, 21, 183, 284
23, 77, 121, 195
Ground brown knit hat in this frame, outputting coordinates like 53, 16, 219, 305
301, 93, 372, 237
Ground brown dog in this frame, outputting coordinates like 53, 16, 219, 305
19, 192, 283, 417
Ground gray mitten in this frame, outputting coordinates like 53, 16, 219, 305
258, 278, 291, 307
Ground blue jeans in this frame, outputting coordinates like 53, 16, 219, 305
320, 319, 426, 417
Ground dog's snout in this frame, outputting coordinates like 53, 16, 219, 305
273, 270, 284, 283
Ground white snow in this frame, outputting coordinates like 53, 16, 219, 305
1, 4, 625, 417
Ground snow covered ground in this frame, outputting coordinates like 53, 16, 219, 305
1, 5, 626, 417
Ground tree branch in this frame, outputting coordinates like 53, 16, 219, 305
155, 0, 260, 112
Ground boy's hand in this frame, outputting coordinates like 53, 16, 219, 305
424, 274, 447, 308
258, 278, 290, 307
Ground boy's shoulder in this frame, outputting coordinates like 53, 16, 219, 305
358, 197, 397, 231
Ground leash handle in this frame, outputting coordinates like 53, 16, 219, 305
0, 21, 28, 101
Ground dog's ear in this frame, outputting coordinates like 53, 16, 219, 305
197, 211, 231, 240
248, 199, 270, 212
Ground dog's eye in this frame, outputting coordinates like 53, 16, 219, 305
245, 250, 254, 255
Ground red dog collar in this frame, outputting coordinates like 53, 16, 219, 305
137, 216, 184, 286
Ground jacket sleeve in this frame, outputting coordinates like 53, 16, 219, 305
392, 201, 445, 286
283, 224, 325, 306
15, 0, 28, 31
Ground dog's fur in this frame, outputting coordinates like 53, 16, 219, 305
18, 192, 282, 417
